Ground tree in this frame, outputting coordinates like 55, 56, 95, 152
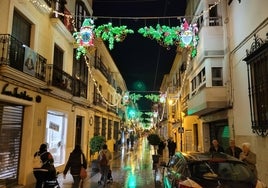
147, 133, 161, 155
89, 135, 105, 154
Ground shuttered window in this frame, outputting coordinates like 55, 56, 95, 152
0, 103, 24, 187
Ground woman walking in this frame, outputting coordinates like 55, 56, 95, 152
63, 145, 87, 188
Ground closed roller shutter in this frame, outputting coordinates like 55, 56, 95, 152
0, 103, 24, 187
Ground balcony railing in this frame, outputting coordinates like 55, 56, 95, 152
196, 16, 222, 32
95, 57, 110, 80
52, 65, 74, 94
0, 34, 47, 82
93, 93, 107, 109
0, 34, 88, 98
108, 106, 117, 114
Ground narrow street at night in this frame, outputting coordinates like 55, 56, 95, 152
57, 137, 167, 188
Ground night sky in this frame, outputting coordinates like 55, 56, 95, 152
92, 0, 187, 111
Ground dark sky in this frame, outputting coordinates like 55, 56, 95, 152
92, 0, 186, 111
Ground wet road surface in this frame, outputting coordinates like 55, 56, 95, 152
57, 137, 169, 188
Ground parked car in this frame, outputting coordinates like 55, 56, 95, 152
161, 151, 267, 188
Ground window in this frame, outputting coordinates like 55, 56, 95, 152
73, 51, 88, 97
102, 117, 107, 138
10, 11, 31, 71
45, 110, 67, 166
108, 120, 112, 140
94, 116, 100, 136
54, 44, 63, 69
212, 67, 223, 86
75, 1, 90, 30
243, 35, 268, 136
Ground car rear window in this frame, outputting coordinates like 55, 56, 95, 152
190, 161, 255, 182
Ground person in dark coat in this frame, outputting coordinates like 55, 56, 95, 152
33, 143, 56, 188
157, 139, 166, 156
209, 139, 224, 153
63, 145, 87, 188
225, 139, 242, 159
167, 138, 176, 158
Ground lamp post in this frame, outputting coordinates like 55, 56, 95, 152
178, 124, 184, 151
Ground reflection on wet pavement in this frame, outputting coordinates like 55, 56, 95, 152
58, 137, 168, 188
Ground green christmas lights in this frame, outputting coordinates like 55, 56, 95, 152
73, 19, 199, 59
94, 23, 134, 50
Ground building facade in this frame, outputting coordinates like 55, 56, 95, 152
161, 0, 268, 184
0, 0, 127, 187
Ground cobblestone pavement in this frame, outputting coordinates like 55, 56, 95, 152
57, 137, 169, 188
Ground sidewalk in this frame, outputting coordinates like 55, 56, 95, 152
56, 140, 171, 188
56, 150, 122, 188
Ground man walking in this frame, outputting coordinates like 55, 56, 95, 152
98, 144, 112, 187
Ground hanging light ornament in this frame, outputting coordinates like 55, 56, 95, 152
94, 23, 134, 50
179, 19, 199, 57
73, 18, 95, 59
122, 92, 130, 106
159, 92, 167, 103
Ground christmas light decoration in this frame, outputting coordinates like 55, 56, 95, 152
179, 19, 199, 57
73, 19, 95, 59
94, 23, 134, 50
138, 19, 199, 57
138, 24, 181, 49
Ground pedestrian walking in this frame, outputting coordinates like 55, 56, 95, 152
167, 138, 176, 158
157, 138, 166, 156
225, 139, 242, 159
209, 139, 224, 153
63, 145, 87, 188
239, 142, 257, 177
98, 144, 112, 187
33, 143, 56, 188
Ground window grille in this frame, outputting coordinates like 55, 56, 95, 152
243, 34, 268, 136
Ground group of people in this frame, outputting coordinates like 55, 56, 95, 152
156, 137, 177, 158
209, 139, 257, 177
33, 143, 112, 188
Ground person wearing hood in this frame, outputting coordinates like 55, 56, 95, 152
63, 145, 87, 188
33, 143, 55, 188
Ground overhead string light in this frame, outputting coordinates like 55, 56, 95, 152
84, 56, 122, 107
28, 0, 222, 108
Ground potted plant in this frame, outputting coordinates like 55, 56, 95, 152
147, 133, 161, 163
89, 135, 106, 172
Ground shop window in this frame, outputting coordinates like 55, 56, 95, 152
243, 34, 268, 136
45, 110, 67, 166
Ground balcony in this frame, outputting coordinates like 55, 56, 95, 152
93, 93, 107, 109
195, 17, 224, 62
0, 34, 47, 86
0, 34, 87, 99
95, 57, 110, 80
187, 87, 228, 116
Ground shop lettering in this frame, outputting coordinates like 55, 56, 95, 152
1, 83, 33, 101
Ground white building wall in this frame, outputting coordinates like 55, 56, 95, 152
226, 0, 268, 183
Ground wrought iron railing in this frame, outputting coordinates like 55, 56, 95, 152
95, 57, 110, 80
0, 34, 47, 82
52, 65, 74, 94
